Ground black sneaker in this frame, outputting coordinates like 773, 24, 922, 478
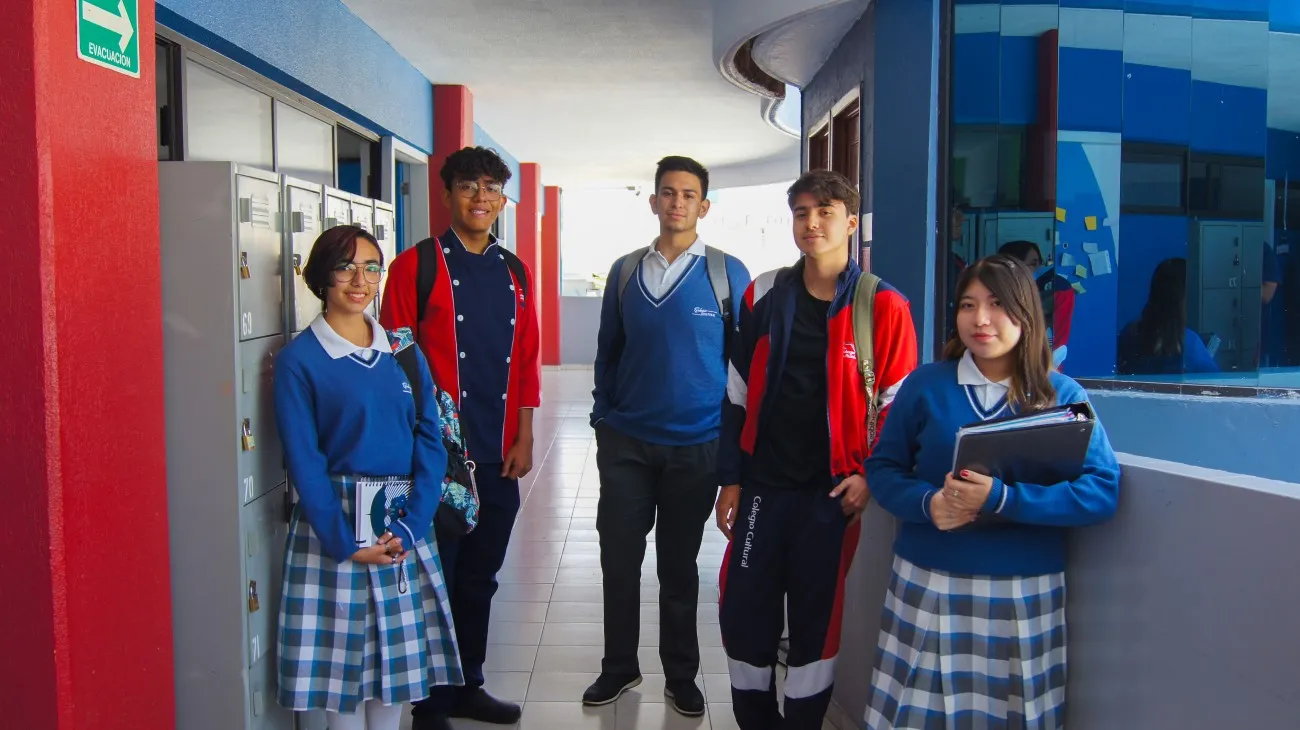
448, 687, 523, 724
581, 672, 642, 706
665, 680, 706, 717
410, 711, 454, 730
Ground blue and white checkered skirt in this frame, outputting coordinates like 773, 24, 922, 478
864, 556, 1067, 730
277, 474, 463, 713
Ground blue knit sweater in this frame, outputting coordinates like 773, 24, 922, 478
865, 360, 1120, 576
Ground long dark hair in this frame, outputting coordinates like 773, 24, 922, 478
943, 255, 1057, 412
1133, 257, 1187, 357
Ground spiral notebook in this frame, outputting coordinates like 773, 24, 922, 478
354, 476, 413, 548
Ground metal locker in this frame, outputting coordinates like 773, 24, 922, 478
373, 200, 397, 310
350, 194, 375, 234
247, 646, 292, 730
323, 187, 352, 230
236, 170, 285, 341
282, 177, 324, 334
243, 483, 288, 671
238, 336, 284, 505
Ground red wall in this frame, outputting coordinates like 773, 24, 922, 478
431, 85, 475, 236
0, 1, 174, 728
541, 186, 563, 366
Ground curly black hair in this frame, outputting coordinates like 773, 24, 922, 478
439, 146, 513, 191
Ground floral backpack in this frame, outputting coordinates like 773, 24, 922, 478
388, 328, 480, 538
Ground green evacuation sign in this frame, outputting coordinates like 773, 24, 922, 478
77, 0, 139, 78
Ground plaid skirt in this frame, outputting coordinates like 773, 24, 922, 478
864, 556, 1067, 730
277, 475, 463, 713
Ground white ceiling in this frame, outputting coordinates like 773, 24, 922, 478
342, 0, 799, 189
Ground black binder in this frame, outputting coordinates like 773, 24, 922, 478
951, 401, 1095, 528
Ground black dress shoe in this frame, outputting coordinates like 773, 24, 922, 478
410, 711, 453, 730
665, 680, 706, 717
448, 687, 523, 724
581, 672, 643, 706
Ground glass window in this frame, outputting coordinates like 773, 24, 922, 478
183, 60, 273, 168
156, 40, 179, 161
336, 126, 380, 198
274, 101, 334, 186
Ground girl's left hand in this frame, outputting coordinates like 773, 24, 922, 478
944, 470, 994, 513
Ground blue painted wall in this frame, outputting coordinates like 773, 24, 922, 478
1091, 390, 1300, 483
157, 0, 435, 153
473, 123, 523, 203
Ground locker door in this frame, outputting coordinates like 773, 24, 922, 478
350, 199, 374, 234
237, 336, 284, 506
243, 483, 287, 672
236, 174, 284, 341
1197, 222, 1247, 367
285, 183, 324, 333
324, 190, 351, 230
373, 203, 397, 313
247, 641, 293, 730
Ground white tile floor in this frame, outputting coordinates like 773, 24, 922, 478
398, 368, 832, 730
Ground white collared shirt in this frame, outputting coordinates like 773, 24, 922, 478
957, 349, 1011, 412
640, 237, 706, 298
310, 313, 388, 359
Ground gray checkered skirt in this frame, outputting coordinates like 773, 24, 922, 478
277, 475, 463, 713
864, 556, 1067, 730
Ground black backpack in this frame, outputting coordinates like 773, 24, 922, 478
413, 237, 529, 326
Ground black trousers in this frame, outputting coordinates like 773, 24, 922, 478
413, 467, 521, 715
595, 423, 718, 682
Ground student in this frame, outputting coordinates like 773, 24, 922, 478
999, 240, 1074, 368
863, 254, 1121, 730
586, 155, 752, 716
715, 170, 917, 730
274, 225, 461, 730
1117, 257, 1218, 376
380, 147, 539, 730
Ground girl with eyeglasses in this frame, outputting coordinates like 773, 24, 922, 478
273, 225, 462, 729
863, 255, 1120, 730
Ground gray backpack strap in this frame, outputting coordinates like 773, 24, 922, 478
704, 246, 731, 331
615, 247, 652, 317
853, 272, 882, 445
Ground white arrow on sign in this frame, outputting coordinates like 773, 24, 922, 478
81, 0, 134, 53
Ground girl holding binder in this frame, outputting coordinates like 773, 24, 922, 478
273, 225, 462, 729
863, 254, 1120, 730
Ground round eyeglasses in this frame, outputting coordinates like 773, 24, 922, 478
454, 180, 505, 201
333, 262, 384, 284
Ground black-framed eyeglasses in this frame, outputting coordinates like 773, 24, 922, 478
333, 262, 384, 284
454, 180, 505, 201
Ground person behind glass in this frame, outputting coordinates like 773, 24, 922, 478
1117, 257, 1218, 376
380, 147, 539, 730
274, 225, 462, 730
863, 255, 1121, 730
714, 170, 918, 730
999, 240, 1074, 368
586, 156, 752, 716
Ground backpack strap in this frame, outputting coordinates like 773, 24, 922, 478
615, 246, 652, 317
414, 237, 442, 344
852, 272, 882, 446
704, 245, 732, 333
388, 328, 423, 435
500, 247, 529, 300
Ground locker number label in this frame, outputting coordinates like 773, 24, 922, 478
241, 312, 254, 337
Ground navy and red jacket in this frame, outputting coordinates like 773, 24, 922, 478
379, 229, 542, 461
719, 259, 918, 487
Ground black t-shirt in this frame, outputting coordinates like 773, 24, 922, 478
747, 284, 833, 490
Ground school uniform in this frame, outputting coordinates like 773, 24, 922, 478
591, 238, 751, 685
863, 352, 1121, 730
273, 314, 461, 714
380, 228, 541, 717
717, 260, 917, 730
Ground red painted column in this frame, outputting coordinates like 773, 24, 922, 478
1, 1, 174, 729
541, 186, 563, 366
431, 84, 475, 235
516, 163, 545, 353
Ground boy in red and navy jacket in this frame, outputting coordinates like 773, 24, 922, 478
380, 147, 539, 730
714, 171, 917, 730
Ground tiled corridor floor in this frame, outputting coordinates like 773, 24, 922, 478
401, 368, 826, 730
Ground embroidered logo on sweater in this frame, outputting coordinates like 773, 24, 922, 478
692, 307, 719, 318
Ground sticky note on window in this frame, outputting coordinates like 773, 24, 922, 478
1082, 242, 1100, 254
1075, 265, 1089, 278
1060, 252, 1076, 268
1089, 251, 1113, 276
1072, 282, 1087, 294
1055, 208, 1067, 223
1102, 217, 1113, 228
1085, 216, 1098, 231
